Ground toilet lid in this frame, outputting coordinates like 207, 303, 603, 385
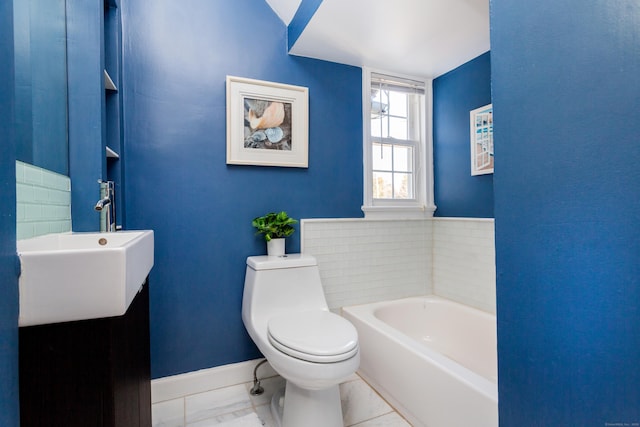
267, 311, 358, 363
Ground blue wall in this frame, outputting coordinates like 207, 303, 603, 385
121, 0, 363, 378
67, 0, 107, 232
14, 0, 68, 176
287, 0, 323, 50
0, 0, 20, 425
433, 51, 493, 217
492, 1, 640, 424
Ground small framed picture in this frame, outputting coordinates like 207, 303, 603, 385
470, 103, 494, 175
226, 76, 309, 168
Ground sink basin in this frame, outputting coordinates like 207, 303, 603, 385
17, 230, 154, 327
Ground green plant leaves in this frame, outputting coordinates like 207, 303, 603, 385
252, 211, 298, 242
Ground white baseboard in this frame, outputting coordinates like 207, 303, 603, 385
151, 358, 277, 403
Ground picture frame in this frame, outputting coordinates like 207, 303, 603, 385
226, 76, 309, 168
470, 103, 494, 176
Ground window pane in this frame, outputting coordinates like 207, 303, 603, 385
372, 143, 392, 171
373, 172, 393, 199
371, 89, 388, 113
369, 73, 425, 205
393, 172, 413, 199
389, 117, 407, 140
393, 145, 413, 173
371, 117, 388, 138
371, 116, 380, 137
388, 91, 407, 117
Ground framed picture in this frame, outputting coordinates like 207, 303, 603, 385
470, 103, 494, 176
226, 76, 309, 168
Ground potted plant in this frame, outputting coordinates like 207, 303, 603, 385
252, 211, 298, 256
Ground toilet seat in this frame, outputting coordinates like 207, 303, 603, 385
267, 311, 358, 363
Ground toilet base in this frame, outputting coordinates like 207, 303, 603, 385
270, 387, 284, 426
271, 381, 344, 427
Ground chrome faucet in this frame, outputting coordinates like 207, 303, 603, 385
95, 180, 116, 232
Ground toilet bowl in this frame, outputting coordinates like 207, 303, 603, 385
242, 254, 359, 427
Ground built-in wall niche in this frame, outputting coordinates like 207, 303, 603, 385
14, 0, 69, 177
103, 0, 125, 230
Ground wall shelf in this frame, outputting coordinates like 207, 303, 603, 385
104, 69, 117, 91
106, 146, 119, 159
103, 0, 125, 229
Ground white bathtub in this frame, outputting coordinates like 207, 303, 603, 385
342, 296, 498, 427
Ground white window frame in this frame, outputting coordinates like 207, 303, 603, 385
361, 67, 436, 219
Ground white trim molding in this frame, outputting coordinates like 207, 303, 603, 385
361, 204, 436, 220
151, 359, 277, 404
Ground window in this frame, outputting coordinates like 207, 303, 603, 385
362, 69, 435, 218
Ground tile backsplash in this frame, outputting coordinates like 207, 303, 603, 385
301, 217, 496, 314
16, 161, 72, 240
432, 218, 496, 314
301, 219, 432, 310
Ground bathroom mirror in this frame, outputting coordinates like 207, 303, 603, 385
14, 0, 69, 176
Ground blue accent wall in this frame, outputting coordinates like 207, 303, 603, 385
67, 0, 105, 232
14, 0, 68, 176
0, 0, 20, 425
492, 1, 640, 424
433, 51, 492, 217
287, 0, 323, 50
121, 0, 363, 378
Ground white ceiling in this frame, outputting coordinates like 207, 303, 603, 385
265, 0, 490, 78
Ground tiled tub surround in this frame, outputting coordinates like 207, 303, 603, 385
16, 161, 72, 240
300, 217, 496, 314
431, 218, 496, 314
151, 360, 410, 427
301, 219, 433, 310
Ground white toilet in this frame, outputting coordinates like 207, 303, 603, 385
242, 254, 360, 427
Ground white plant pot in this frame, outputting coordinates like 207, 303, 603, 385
267, 238, 286, 257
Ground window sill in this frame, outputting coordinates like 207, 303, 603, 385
361, 204, 436, 220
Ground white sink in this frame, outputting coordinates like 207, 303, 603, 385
17, 230, 154, 327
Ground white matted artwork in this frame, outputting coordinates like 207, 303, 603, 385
226, 76, 309, 168
470, 103, 494, 176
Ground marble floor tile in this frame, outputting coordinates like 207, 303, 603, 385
351, 412, 412, 427
187, 408, 256, 427
154, 373, 412, 427
218, 412, 263, 427
340, 378, 394, 426
190, 411, 263, 427
152, 398, 185, 427
186, 384, 253, 425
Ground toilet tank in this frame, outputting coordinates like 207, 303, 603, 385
242, 254, 329, 323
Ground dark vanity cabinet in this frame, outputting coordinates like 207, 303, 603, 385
19, 279, 151, 427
